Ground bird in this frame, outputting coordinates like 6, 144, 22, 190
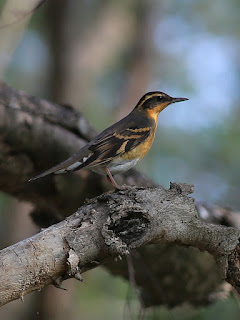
29, 91, 188, 189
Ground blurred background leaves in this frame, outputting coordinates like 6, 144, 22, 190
0, 0, 240, 319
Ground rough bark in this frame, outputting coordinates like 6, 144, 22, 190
1, 82, 240, 308
0, 184, 240, 307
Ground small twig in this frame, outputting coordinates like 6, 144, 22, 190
127, 254, 145, 319
123, 286, 134, 320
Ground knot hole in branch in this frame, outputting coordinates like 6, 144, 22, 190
109, 208, 150, 245
102, 202, 150, 256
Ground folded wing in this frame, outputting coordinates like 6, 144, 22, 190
29, 125, 151, 181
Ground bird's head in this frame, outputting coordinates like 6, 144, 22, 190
134, 91, 188, 121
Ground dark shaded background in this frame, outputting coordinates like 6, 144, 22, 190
0, 1, 240, 319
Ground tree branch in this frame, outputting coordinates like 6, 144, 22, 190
0, 184, 239, 307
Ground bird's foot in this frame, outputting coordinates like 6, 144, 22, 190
114, 184, 131, 191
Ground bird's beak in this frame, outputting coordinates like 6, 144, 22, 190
171, 97, 189, 103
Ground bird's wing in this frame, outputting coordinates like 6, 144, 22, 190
29, 119, 152, 181
82, 125, 152, 168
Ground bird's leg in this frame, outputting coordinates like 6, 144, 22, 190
105, 167, 126, 190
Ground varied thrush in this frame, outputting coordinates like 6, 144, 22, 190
29, 91, 188, 189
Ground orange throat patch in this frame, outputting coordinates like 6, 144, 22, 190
146, 109, 159, 122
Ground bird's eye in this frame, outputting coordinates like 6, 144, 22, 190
157, 95, 163, 101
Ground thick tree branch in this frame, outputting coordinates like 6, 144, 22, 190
0, 185, 239, 307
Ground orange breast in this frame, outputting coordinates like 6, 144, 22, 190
121, 129, 156, 161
